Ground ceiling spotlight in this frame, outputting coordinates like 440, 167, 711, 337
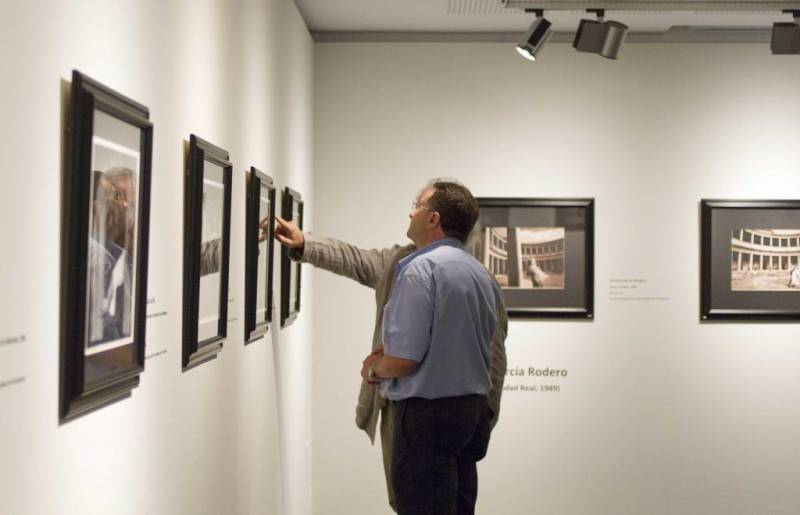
516, 9, 552, 62
573, 9, 628, 60
771, 11, 800, 55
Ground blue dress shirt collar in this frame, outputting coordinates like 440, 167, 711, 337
395, 238, 463, 277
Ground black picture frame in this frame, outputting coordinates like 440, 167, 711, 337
470, 198, 594, 319
182, 135, 233, 369
701, 199, 800, 321
244, 168, 276, 342
60, 70, 153, 422
281, 187, 304, 327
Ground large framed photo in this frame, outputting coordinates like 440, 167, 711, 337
244, 168, 276, 342
182, 135, 232, 369
701, 200, 800, 321
469, 198, 594, 319
60, 70, 153, 421
281, 187, 304, 327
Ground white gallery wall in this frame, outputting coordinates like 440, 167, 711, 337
312, 42, 800, 514
0, 1, 313, 514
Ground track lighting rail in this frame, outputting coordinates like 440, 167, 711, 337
504, 1, 800, 12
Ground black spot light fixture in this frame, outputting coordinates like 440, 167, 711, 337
515, 9, 553, 61
572, 9, 629, 59
771, 10, 800, 54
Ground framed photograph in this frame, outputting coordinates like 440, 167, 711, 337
182, 135, 232, 369
60, 70, 153, 421
701, 200, 800, 321
469, 198, 594, 319
281, 187, 304, 327
244, 168, 276, 342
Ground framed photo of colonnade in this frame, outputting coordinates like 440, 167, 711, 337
469, 198, 594, 319
701, 200, 800, 321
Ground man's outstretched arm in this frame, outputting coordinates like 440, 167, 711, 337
272, 215, 402, 289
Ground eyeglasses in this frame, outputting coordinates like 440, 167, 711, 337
411, 201, 435, 212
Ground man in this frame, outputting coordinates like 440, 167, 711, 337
274, 179, 507, 514
106, 167, 137, 256
88, 168, 135, 345
789, 264, 800, 288
526, 257, 549, 288
360, 181, 502, 515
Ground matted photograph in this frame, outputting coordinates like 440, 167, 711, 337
244, 168, 276, 343
469, 198, 593, 319
198, 163, 226, 342
730, 229, 800, 291
60, 71, 153, 422
281, 187, 303, 327
483, 227, 565, 289
86, 112, 141, 355
182, 135, 232, 369
702, 200, 800, 321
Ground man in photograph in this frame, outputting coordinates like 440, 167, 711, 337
87, 168, 135, 345
106, 167, 137, 255
273, 179, 507, 514
789, 264, 800, 288
526, 257, 549, 287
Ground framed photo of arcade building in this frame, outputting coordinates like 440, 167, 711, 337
701, 200, 800, 321
469, 198, 594, 319
60, 71, 153, 421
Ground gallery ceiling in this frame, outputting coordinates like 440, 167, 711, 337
294, 0, 799, 40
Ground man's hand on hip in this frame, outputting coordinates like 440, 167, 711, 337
361, 347, 384, 385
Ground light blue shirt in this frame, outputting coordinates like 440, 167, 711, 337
379, 238, 500, 401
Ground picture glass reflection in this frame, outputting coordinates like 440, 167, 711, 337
85, 110, 140, 355
289, 199, 301, 308
84, 109, 140, 383
198, 161, 225, 343
256, 183, 271, 323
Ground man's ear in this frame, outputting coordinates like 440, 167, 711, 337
429, 211, 441, 227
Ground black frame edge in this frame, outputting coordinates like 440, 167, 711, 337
700, 198, 800, 322
60, 70, 152, 422
245, 167, 276, 343
475, 197, 595, 320
281, 187, 303, 328
182, 134, 232, 369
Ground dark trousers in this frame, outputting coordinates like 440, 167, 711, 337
391, 394, 491, 515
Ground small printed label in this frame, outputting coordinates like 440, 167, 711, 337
146, 311, 168, 320
145, 349, 167, 360
0, 334, 26, 346
609, 278, 670, 301
0, 376, 25, 389
502, 384, 561, 393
